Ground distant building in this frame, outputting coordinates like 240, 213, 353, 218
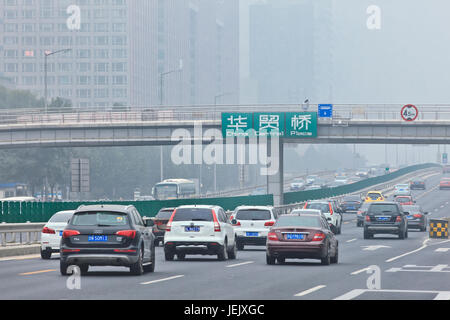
0, 183, 28, 199
0, 0, 239, 108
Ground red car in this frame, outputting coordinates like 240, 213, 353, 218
439, 178, 450, 190
266, 213, 338, 265
394, 196, 414, 206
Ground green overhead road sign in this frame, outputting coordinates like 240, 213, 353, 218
221, 112, 317, 138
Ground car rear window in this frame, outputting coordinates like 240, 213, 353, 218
368, 204, 399, 215
275, 216, 321, 228
401, 205, 420, 213
71, 212, 129, 226
305, 203, 330, 213
48, 211, 74, 223
235, 209, 271, 221
172, 208, 214, 222
156, 210, 174, 219
343, 196, 360, 202
395, 197, 411, 203
367, 193, 381, 199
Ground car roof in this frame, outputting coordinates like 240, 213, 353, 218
177, 205, 221, 209
291, 209, 322, 214
280, 213, 322, 218
235, 206, 273, 210
368, 201, 398, 205
75, 204, 133, 213
54, 210, 75, 215
367, 190, 382, 193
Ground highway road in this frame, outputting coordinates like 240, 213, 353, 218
0, 172, 449, 300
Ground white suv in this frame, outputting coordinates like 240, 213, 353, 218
164, 205, 237, 261
231, 206, 277, 250
303, 201, 342, 234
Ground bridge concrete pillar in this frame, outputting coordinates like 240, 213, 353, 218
267, 140, 284, 206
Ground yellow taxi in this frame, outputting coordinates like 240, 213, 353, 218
364, 191, 385, 202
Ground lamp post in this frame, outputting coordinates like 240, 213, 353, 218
158, 59, 183, 181
44, 48, 72, 113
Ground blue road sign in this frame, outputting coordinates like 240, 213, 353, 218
318, 104, 333, 118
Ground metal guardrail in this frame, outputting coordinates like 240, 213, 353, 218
0, 222, 44, 247
2, 104, 450, 127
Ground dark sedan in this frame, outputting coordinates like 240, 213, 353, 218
60, 204, 155, 276
410, 179, 426, 190
266, 213, 338, 265
151, 207, 175, 246
401, 205, 428, 232
340, 195, 362, 212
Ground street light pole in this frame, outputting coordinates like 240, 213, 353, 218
44, 48, 72, 113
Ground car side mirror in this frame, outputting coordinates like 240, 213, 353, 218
145, 219, 154, 227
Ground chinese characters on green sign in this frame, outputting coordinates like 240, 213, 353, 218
222, 112, 317, 138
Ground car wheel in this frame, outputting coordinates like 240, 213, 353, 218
80, 264, 89, 275
177, 253, 186, 260
405, 229, 408, 239
164, 249, 175, 261
130, 247, 144, 275
277, 257, 285, 264
363, 229, 371, 239
227, 239, 237, 260
237, 241, 244, 251
60, 261, 69, 276
40, 248, 51, 260
266, 253, 276, 265
321, 245, 331, 266
399, 230, 405, 240
144, 246, 156, 273
421, 225, 427, 232
217, 240, 229, 261
331, 244, 339, 264
154, 239, 159, 247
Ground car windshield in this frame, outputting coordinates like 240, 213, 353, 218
368, 193, 382, 199
305, 203, 330, 213
48, 211, 74, 223
368, 204, 399, 215
275, 216, 322, 228
396, 197, 411, 203
156, 210, 174, 219
235, 209, 271, 220
172, 208, 214, 221
71, 212, 129, 226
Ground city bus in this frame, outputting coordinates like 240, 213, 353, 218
152, 179, 197, 200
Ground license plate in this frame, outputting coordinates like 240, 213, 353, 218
88, 235, 108, 242
246, 232, 259, 237
376, 217, 389, 221
406, 216, 414, 219
286, 233, 305, 240
185, 226, 200, 232
348, 206, 355, 209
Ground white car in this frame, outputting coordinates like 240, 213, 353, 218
303, 201, 342, 234
290, 178, 306, 191
164, 205, 237, 261
230, 206, 277, 250
306, 175, 318, 185
394, 184, 411, 197
291, 208, 327, 220
40, 210, 74, 259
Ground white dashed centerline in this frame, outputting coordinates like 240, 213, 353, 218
141, 275, 184, 285
226, 261, 254, 268
294, 285, 327, 297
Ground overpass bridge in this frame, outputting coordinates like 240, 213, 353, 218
0, 104, 449, 148
1, 104, 448, 205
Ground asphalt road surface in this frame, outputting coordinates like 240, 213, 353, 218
0, 172, 449, 300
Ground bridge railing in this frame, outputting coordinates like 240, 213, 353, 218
1, 104, 450, 126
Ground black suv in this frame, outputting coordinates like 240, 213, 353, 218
363, 202, 408, 239
60, 204, 155, 276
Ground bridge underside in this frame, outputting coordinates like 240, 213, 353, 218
0, 121, 449, 149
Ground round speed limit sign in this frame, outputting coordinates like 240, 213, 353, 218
401, 104, 418, 121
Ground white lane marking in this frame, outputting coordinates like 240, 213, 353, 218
385, 239, 430, 263
430, 264, 448, 272
346, 238, 357, 243
435, 248, 450, 252
361, 245, 391, 251
334, 289, 450, 300
351, 267, 370, 275
294, 285, 327, 297
141, 275, 184, 285
226, 261, 254, 268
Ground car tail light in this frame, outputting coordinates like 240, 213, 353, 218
212, 210, 221, 232
365, 215, 371, 222
312, 232, 326, 242
42, 227, 55, 234
155, 221, 163, 226
413, 214, 422, 218
357, 211, 362, 215
62, 230, 80, 238
268, 232, 278, 241
116, 230, 136, 239
62, 249, 80, 253
329, 203, 333, 215
232, 221, 241, 226
165, 209, 176, 232
229, 215, 234, 221
114, 249, 137, 253
303, 202, 308, 209
264, 221, 275, 227
396, 216, 402, 222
